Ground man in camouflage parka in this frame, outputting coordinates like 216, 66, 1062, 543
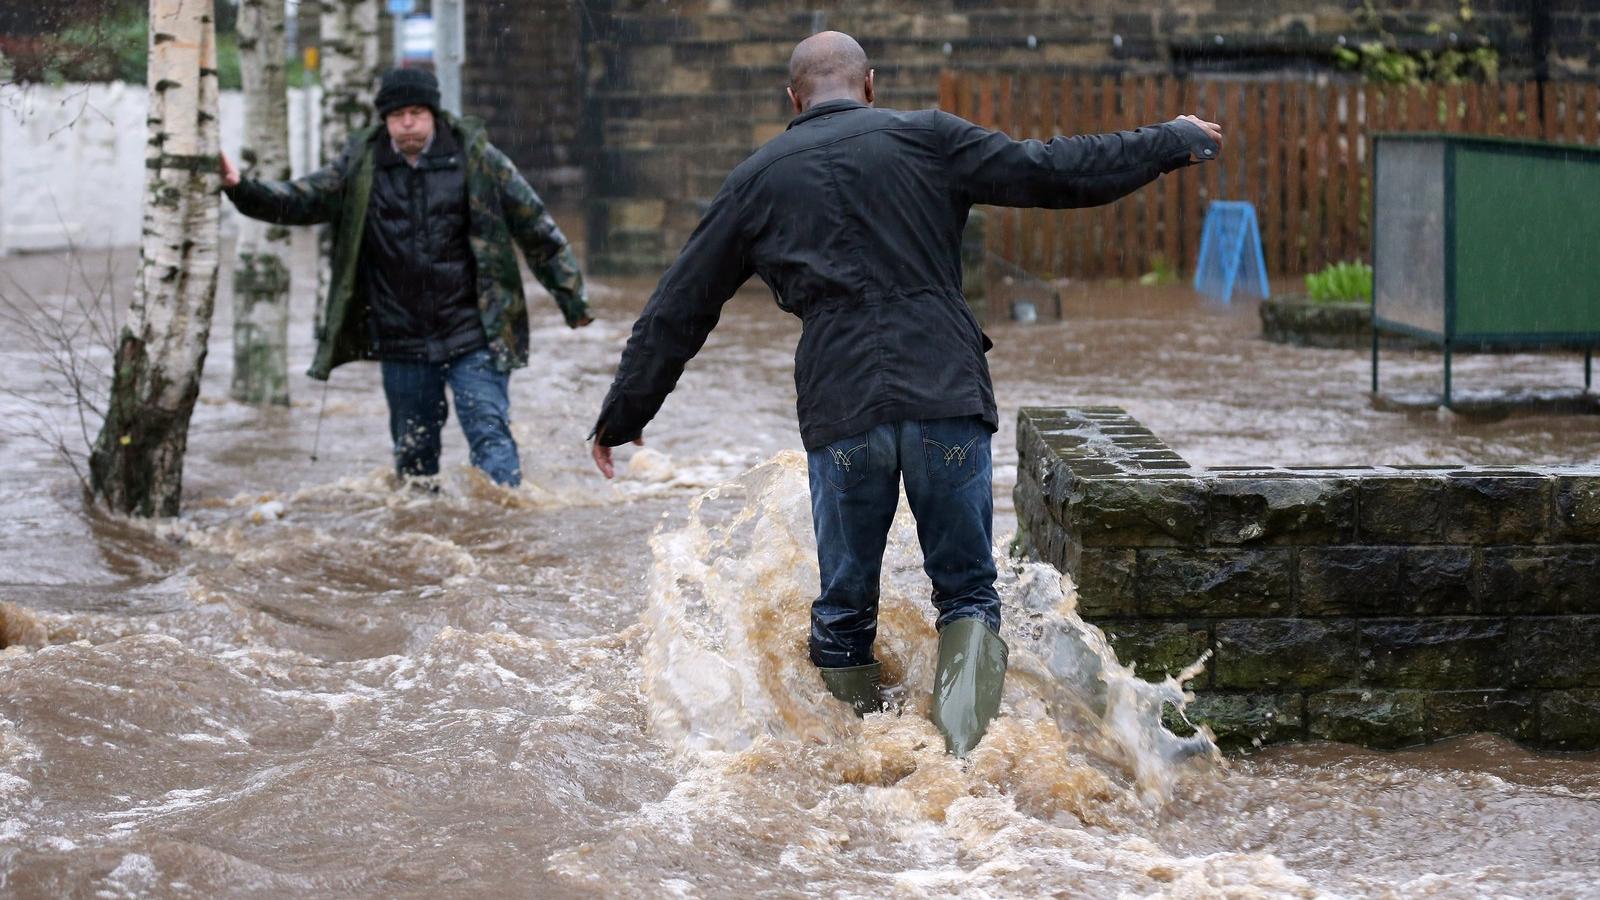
222, 68, 588, 487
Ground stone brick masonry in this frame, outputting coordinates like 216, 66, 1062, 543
457, 1, 1599, 274
463, 0, 587, 207
1015, 405, 1600, 751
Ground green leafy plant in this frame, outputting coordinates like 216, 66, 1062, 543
1334, 0, 1498, 85
1305, 261, 1373, 304
1138, 255, 1179, 287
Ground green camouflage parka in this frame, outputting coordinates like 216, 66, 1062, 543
224, 113, 588, 379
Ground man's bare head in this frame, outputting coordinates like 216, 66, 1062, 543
787, 31, 873, 112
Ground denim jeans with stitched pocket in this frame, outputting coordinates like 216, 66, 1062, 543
380, 348, 522, 487
805, 415, 1001, 669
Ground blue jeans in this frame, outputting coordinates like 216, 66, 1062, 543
806, 416, 1001, 669
379, 348, 521, 486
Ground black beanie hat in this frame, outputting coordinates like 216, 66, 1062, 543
375, 67, 441, 118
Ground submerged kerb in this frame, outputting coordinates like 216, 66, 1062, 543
1015, 405, 1600, 751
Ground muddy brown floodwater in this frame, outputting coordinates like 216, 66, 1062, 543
1, 247, 1598, 898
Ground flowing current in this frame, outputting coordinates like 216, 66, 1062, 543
2, 247, 1599, 897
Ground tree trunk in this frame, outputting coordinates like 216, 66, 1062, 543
230, 0, 292, 406
89, 0, 222, 518
314, 0, 379, 341
318, 0, 380, 152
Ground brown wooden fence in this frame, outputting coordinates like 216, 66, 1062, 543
939, 71, 1600, 279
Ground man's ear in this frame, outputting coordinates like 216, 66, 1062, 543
864, 69, 875, 105
787, 85, 804, 115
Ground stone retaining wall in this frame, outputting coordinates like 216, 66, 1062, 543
1258, 297, 1562, 353
1259, 296, 1432, 351
1015, 405, 1600, 750
1259, 296, 1371, 349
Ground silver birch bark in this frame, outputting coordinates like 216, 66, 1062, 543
89, 0, 222, 517
314, 0, 378, 340
318, 0, 380, 152
230, 0, 292, 406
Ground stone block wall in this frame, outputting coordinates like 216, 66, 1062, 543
454, 1, 1598, 272
1015, 405, 1600, 751
580, 0, 1599, 274
462, 0, 587, 206
1259, 297, 1434, 350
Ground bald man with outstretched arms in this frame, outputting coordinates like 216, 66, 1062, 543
591, 32, 1223, 756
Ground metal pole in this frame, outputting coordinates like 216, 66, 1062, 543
1586, 348, 1593, 392
435, 0, 465, 115
1443, 342, 1453, 408
1371, 325, 1379, 394
303, 53, 317, 170
393, 11, 404, 67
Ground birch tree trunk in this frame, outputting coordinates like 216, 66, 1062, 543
314, 0, 379, 340
319, 0, 380, 151
88, 0, 222, 517
230, 0, 292, 406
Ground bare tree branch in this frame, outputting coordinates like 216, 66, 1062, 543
0, 220, 122, 494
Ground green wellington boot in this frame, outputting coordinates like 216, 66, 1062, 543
819, 661, 882, 716
930, 618, 1008, 758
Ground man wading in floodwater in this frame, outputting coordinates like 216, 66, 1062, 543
590, 32, 1222, 756
222, 68, 591, 488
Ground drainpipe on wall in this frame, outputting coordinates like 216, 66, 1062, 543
1531, 0, 1550, 135
435, 0, 465, 115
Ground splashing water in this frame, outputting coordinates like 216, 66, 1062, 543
641, 451, 1215, 804
546, 454, 1328, 897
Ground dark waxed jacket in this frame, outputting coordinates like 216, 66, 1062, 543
225, 113, 588, 379
593, 100, 1218, 450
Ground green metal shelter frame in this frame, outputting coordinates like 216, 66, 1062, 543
1371, 133, 1600, 405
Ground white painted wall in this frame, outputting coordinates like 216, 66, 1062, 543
0, 83, 324, 254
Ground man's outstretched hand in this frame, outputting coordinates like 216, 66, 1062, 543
1177, 115, 1224, 160
220, 150, 241, 188
591, 433, 644, 479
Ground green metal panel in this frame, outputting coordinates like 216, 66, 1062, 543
1451, 144, 1600, 338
